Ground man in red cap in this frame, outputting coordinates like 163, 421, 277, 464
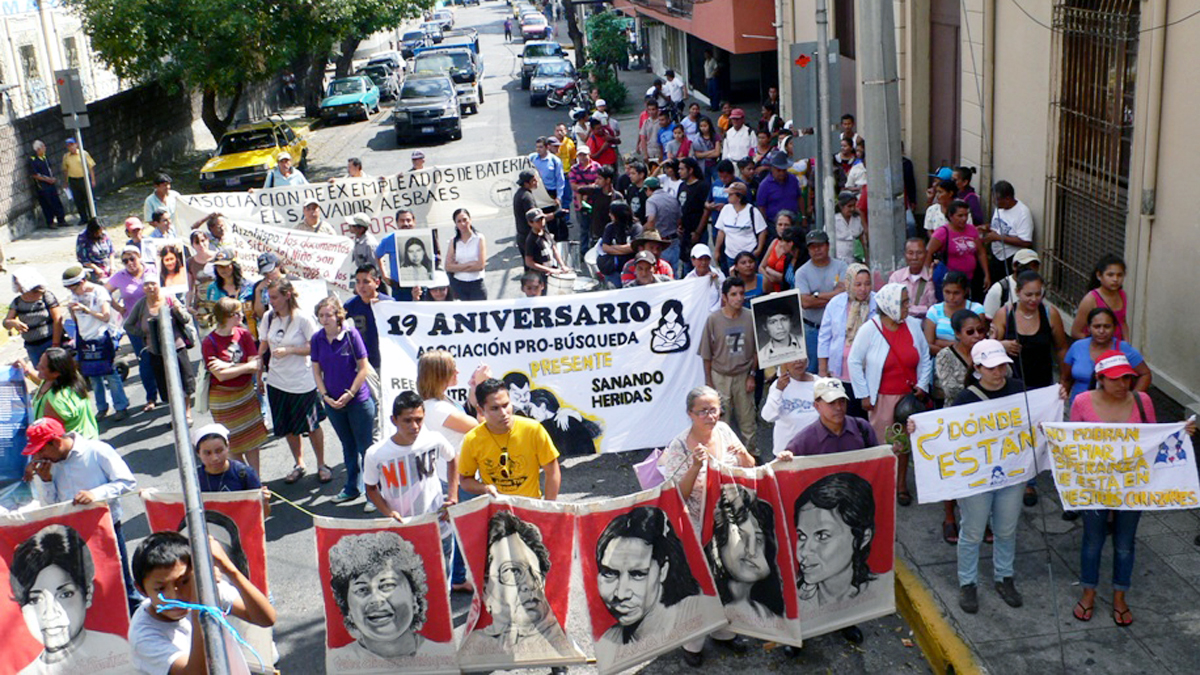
23, 417, 140, 609
721, 108, 754, 161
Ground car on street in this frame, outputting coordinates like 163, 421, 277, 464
518, 40, 565, 89
400, 30, 429, 59
356, 64, 400, 100
367, 50, 406, 74
411, 47, 484, 114
393, 74, 462, 143
432, 9, 455, 30
529, 59, 575, 106
521, 13, 550, 40
421, 21, 445, 43
319, 75, 381, 123
198, 114, 308, 192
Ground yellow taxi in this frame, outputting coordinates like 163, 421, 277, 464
198, 113, 308, 192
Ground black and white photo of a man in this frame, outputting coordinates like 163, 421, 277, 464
751, 290, 805, 369
459, 510, 579, 662
794, 472, 877, 610
706, 484, 785, 620
9, 524, 131, 674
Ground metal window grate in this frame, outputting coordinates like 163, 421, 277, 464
1044, 0, 1139, 307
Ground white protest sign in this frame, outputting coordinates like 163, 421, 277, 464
376, 279, 711, 455
177, 157, 554, 237
910, 385, 1063, 502
1044, 421, 1199, 511
225, 221, 354, 286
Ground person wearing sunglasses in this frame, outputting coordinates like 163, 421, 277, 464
458, 378, 561, 501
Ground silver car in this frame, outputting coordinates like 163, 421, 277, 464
529, 59, 575, 106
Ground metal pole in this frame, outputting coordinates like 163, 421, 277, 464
72, 116, 97, 221
814, 0, 836, 238
156, 304, 232, 675
857, 0, 907, 277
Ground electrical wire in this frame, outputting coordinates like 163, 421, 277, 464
1008, 0, 1200, 34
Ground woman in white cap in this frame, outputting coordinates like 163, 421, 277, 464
5, 267, 64, 367
1068, 350, 1194, 626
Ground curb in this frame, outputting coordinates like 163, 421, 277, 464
894, 558, 983, 675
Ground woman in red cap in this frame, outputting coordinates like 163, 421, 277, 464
1069, 350, 1195, 627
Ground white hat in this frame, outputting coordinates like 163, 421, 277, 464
971, 339, 1013, 368
277, 151, 292, 161
430, 270, 450, 288
576, 144, 591, 154
814, 377, 849, 403
1013, 249, 1040, 266
596, 99, 607, 107
690, 243, 713, 259
191, 423, 230, 448
11, 267, 47, 294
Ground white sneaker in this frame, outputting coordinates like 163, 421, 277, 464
364, 501, 377, 513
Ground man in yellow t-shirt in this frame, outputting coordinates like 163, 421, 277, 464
459, 378, 561, 500
61, 138, 97, 221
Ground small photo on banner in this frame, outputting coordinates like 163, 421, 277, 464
576, 485, 727, 675
699, 464, 803, 646
391, 228, 438, 287
1044, 421, 1200, 511
774, 447, 897, 639
142, 489, 273, 672
751, 290, 806, 370
315, 513, 457, 675
0, 502, 132, 674
449, 496, 584, 671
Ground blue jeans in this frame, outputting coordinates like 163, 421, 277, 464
325, 397, 377, 496
803, 324, 820, 374
660, 238, 681, 277
113, 520, 144, 611
24, 340, 52, 370
957, 482, 1025, 586
90, 372, 129, 414
128, 333, 160, 403
578, 210, 593, 253
604, 271, 623, 289
707, 78, 720, 109
1080, 509, 1141, 591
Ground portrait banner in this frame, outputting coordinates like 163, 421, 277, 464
774, 447, 897, 639
700, 464, 803, 646
576, 485, 726, 675
449, 496, 584, 671
751, 290, 806, 370
140, 237, 190, 295
388, 228, 437, 287
314, 513, 457, 675
142, 489, 273, 672
910, 385, 1063, 503
1044, 422, 1200, 511
177, 158, 554, 237
377, 278, 711, 455
0, 501, 132, 674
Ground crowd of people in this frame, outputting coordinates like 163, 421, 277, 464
9, 38, 1197, 673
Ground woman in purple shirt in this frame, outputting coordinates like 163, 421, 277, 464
311, 296, 376, 505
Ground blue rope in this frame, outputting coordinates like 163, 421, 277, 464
156, 594, 267, 673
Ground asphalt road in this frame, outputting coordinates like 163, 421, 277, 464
10, 3, 930, 673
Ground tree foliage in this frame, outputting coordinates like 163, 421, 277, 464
585, 12, 629, 78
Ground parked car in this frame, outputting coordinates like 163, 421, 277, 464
518, 40, 565, 89
421, 21, 445, 43
521, 14, 550, 40
400, 30, 429, 59
529, 59, 575, 106
432, 9, 454, 30
367, 50, 406, 73
393, 74, 462, 143
320, 76, 381, 123
198, 114, 308, 192
412, 47, 485, 114
356, 64, 400, 100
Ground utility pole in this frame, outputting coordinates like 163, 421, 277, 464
54, 69, 97, 221
814, 0, 836, 238
857, 0, 907, 278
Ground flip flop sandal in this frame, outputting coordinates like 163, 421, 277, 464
318, 465, 334, 483
1072, 601, 1094, 622
284, 465, 306, 484
1113, 608, 1134, 627
943, 521, 959, 545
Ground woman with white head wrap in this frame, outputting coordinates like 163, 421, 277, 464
5, 267, 64, 367
847, 282, 932, 506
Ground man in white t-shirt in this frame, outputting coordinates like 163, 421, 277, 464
364, 391, 459, 569
979, 179, 1034, 288
62, 265, 129, 419
684, 243, 726, 312
983, 249, 1040, 320
721, 108, 754, 161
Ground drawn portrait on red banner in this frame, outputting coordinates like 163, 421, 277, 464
450, 497, 584, 671
315, 514, 457, 674
700, 464, 803, 646
577, 486, 726, 675
773, 447, 897, 638
0, 502, 132, 674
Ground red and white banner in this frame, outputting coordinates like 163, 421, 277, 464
315, 513, 457, 674
449, 497, 585, 671
142, 489, 273, 672
773, 447, 897, 638
576, 485, 727, 675
700, 464, 803, 646
0, 502, 132, 674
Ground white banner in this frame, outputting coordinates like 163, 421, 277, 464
178, 157, 554, 237
226, 220, 354, 286
1044, 421, 1199, 511
376, 279, 712, 455
910, 386, 1063, 503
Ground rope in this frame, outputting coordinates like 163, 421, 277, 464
266, 490, 324, 519
155, 594, 267, 672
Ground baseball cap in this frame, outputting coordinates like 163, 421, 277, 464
411, 150, 425, 160
1013, 249, 1040, 266
303, 197, 320, 209
729, 108, 745, 119
813, 377, 849, 403
525, 207, 546, 222
65, 138, 77, 145
23, 418, 65, 455
805, 230, 830, 246
971, 339, 1013, 368
690, 243, 713, 259
596, 99, 607, 108
517, 169, 537, 186
348, 213, 371, 230
125, 217, 144, 231
634, 250, 656, 266
257, 251, 281, 274
212, 248, 236, 266
1095, 350, 1137, 379
643, 177, 661, 190
191, 423, 230, 448
277, 151, 292, 161
547, 137, 562, 147
576, 144, 591, 155
929, 166, 953, 180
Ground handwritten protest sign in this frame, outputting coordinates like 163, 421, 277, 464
1044, 422, 1199, 511
910, 386, 1062, 503
225, 220, 354, 286
376, 278, 711, 455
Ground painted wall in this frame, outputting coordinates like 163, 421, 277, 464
614, 0, 776, 55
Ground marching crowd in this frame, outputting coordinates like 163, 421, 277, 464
9, 56, 1200, 674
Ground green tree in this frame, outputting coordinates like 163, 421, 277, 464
585, 12, 629, 79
